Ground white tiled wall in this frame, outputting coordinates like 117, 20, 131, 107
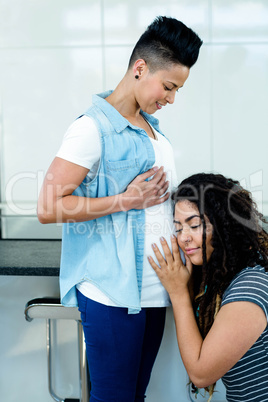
0, 1, 267, 401
0, 0, 267, 238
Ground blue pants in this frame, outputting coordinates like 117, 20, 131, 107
77, 290, 166, 402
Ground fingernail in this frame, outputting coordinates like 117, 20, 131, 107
160, 236, 165, 242
148, 256, 152, 261
153, 166, 159, 171
171, 234, 176, 239
152, 243, 156, 249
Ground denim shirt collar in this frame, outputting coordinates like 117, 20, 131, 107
92, 90, 164, 135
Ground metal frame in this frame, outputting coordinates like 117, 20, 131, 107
25, 298, 89, 402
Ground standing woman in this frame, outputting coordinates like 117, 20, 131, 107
38, 17, 202, 401
149, 173, 268, 402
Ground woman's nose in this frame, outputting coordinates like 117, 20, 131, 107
180, 229, 192, 243
166, 92, 175, 104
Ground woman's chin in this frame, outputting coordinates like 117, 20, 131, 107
188, 256, 203, 266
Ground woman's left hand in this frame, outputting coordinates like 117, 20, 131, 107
148, 235, 192, 298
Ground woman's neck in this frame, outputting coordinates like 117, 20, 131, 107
105, 74, 141, 119
104, 73, 156, 139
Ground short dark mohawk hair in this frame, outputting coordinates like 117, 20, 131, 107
128, 16, 203, 72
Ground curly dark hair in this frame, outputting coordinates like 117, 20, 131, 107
172, 172, 268, 398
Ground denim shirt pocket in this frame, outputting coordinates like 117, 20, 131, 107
106, 158, 140, 195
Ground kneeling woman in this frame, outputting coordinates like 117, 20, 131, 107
148, 173, 268, 402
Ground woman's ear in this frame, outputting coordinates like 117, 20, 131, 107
133, 59, 148, 79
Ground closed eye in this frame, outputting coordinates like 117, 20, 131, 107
164, 85, 172, 91
175, 224, 201, 233
190, 225, 201, 230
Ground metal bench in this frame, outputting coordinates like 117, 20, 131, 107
24, 297, 89, 402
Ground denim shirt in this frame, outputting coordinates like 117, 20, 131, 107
60, 90, 166, 313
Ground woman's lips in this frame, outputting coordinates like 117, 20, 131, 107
185, 248, 199, 255
156, 101, 163, 110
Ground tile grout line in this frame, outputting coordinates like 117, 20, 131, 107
0, 42, 268, 51
208, 0, 214, 172
0, 96, 4, 238
100, 0, 106, 91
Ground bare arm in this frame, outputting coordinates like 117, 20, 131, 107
149, 236, 267, 388
37, 157, 169, 223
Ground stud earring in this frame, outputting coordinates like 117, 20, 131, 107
135, 75, 139, 79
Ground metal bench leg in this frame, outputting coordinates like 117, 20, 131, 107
78, 322, 89, 402
47, 319, 64, 402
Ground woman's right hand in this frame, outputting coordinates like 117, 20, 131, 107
121, 166, 170, 210
38, 159, 169, 224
